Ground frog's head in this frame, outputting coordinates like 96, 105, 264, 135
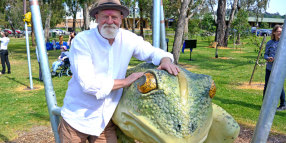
112, 63, 216, 143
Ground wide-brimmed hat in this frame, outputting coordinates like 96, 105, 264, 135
89, 0, 129, 18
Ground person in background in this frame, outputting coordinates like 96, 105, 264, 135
35, 46, 43, 81
263, 25, 285, 111
58, 0, 180, 142
51, 45, 69, 76
67, 31, 76, 47
52, 39, 56, 51
59, 35, 64, 47
0, 31, 11, 74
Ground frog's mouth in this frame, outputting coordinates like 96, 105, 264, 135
118, 110, 167, 143
117, 109, 209, 143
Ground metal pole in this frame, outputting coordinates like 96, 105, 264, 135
29, 0, 61, 142
152, 0, 160, 48
23, 0, 33, 90
160, 0, 167, 51
252, 19, 286, 143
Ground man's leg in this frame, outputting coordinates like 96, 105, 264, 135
53, 61, 62, 72
58, 119, 89, 143
1, 52, 6, 74
89, 120, 117, 143
5, 51, 11, 73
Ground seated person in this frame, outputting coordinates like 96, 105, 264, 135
51, 45, 69, 76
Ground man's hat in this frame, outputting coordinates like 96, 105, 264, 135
89, 0, 129, 18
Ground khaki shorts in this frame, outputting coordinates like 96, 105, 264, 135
58, 119, 117, 143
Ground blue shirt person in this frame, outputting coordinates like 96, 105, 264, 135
263, 25, 285, 111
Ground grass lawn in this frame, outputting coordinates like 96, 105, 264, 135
0, 35, 285, 142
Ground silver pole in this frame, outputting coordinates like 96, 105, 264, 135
24, 22, 34, 89
251, 19, 286, 143
29, 0, 61, 142
160, 0, 167, 51
152, 0, 160, 48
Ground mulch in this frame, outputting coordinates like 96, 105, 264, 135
4, 124, 285, 143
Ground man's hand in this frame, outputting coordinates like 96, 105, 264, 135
267, 57, 274, 62
125, 72, 145, 86
157, 57, 180, 76
113, 72, 144, 90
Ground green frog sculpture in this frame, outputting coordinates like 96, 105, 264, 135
112, 63, 240, 143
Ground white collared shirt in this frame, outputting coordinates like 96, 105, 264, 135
61, 26, 174, 136
0, 37, 10, 50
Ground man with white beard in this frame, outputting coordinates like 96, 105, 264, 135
58, 0, 180, 142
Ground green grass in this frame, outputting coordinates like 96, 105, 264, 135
0, 35, 285, 142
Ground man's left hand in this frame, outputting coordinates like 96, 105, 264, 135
157, 57, 180, 76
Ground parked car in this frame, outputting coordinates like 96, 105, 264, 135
259, 29, 272, 36
23, 30, 32, 35
3, 29, 13, 34
61, 30, 69, 35
251, 27, 257, 34
49, 29, 62, 35
15, 29, 23, 34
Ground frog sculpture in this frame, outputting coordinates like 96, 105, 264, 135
112, 63, 240, 143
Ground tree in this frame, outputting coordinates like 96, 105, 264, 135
201, 12, 216, 33
223, 0, 238, 47
183, 0, 206, 40
231, 9, 250, 44
215, 0, 226, 48
172, 0, 191, 64
200, 12, 216, 42
2, 0, 24, 33
41, 0, 65, 42
188, 18, 201, 39
65, 0, 81, 32
78, 0, 96, 30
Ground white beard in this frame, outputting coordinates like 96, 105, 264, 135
100, 23, 119, 39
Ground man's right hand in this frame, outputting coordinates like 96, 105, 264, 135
113, 72, 144, 90
267, 57, 274, 62
125, 72, 144, 87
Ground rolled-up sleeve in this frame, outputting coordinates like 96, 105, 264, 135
131, 35, 174, 65
69, 37, 114, 99
264, 41, 271, 60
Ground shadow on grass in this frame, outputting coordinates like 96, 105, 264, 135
28, 112, 50, 122
215, 96, 262, 111
0, 134, 9, 142
215, 96, 286, 117
4, 76, 29, 87
180, 53, 249, 71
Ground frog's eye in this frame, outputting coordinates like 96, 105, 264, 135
209, 81, 216, 98
137, 72, 157, 93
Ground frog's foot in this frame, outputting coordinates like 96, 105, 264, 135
204, 104, 240, 143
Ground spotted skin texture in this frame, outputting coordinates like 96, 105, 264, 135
112, 63, 240, 143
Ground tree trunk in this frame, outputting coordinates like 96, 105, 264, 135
172, 0, 191, 65
236, 33, 240, 44
83, 3, 90, 30
215, 0, 226, 47
123, 18, 129, 29
73, 13, 76, 32
139, 2, 144, 37
132, 6, 135, 33
184, 18, 189, 40
44, 6, 52, 42
223, 0, 238, 47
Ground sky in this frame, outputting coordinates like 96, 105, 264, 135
266, 0, 286, 15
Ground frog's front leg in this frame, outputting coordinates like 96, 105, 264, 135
204, 104, 240, 143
